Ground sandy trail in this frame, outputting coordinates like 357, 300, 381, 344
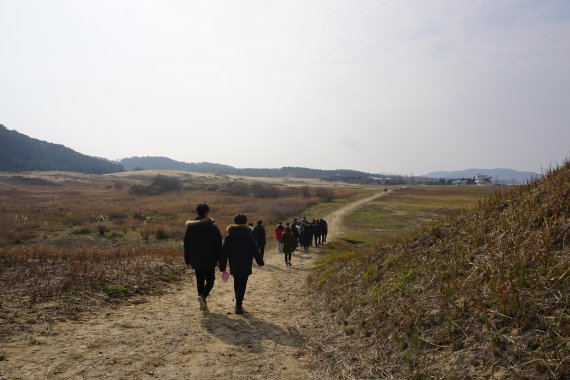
0, 192, 387, 379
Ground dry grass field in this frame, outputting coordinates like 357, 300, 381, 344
0, 170, 356, 343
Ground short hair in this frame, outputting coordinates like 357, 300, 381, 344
234, 214, 247, 224
257, 220, 263, 225
196, 203, 210, 217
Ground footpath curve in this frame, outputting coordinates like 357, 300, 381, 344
0, 191, 389, 380
326, 191, 389, 238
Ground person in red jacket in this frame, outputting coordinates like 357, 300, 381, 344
275, 222, 285, 253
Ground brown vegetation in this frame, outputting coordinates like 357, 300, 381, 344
0, 172, 353, 342
310, 162, 570, 378
0, 174, 348, 246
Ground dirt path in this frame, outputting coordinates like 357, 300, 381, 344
0, 192, 388, 379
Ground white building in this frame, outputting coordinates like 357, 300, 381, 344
474, 174, 493, 185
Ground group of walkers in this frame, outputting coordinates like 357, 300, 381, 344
274, 217, 328, 266
183, 203, 328, 315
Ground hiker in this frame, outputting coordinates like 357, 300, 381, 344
300, 222, 312, 252
281, 226, 296, 266
320, 218, 328, 243
184, 203, 223, 311
220, 214, 264, 315
275, 222, 285, 253
291, 218, 300, 249
313, 219, 322, 247
252, 220, 266, 260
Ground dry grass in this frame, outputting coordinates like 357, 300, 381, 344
309, 162, 570, 379
0, 171, 355, 342
0, 173, 349, 246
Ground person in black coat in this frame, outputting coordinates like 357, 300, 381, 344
184, 203, 223, 311
312, 219, 322, 247
299, 222, 312, 252
220, 214, 264, 314
291, 218, 300, 248
320, 218, 328, 243
252, 220, 267, 260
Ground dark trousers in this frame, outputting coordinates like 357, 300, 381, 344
195, 267, 215, 299
284, 251, 291, 264
233, 275, 249, 307
259, 244, 265, 260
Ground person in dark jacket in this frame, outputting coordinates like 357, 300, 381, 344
299, 222, 312, 252
220, 214, 264, 315
281, 226, 296, 266
291, 218, 300, 249
320, 218, 328, 243
252, 220, 266, 260
312, 219, 322, 247
184, 203, 223, 311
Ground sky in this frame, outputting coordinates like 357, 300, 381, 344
1, 1, 569, 175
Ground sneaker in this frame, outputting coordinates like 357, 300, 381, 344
288, 261, 292, 266
235, 306, 244, 315
197, 295, 208, 311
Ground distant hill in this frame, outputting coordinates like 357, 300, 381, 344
0, 125, 124, 174
424, 168, 540, 184
120, 156, 400, 183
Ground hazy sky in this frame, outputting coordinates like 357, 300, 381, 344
1, 1, 569, 174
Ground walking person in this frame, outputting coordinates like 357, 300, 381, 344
184, 203, 223, 311
275, 222, 285, 253
300, 222, 312, 253
252, 220, 266, 260
320, 218, 328, 243
220, 214, 264, 315
281, 226, 296, 266
291, 218, 300, 249
312, 219, 322, 247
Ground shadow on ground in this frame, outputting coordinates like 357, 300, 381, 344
201, 311, 305, 353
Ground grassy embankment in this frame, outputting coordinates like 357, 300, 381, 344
310, 171, 569, 379
0, 171, 358, 341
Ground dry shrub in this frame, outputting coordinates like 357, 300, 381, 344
314, 188, 335, 202
129, 175, 183, 196
0, 243, 184, 339
140, 225, 151, 240
0, 244, 184, 303
222, 182, 285, 198
154, 226, 170, 240
71, 226, 93, 235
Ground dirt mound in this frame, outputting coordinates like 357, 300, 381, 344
310, 161, 570, 378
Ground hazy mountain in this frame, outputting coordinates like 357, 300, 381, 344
120, 156, 392, 183
0, 125, 124, 174
424, 168, 541, 184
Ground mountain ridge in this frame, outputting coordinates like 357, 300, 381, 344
119, 156, 401, 183
0, 124, 124, 174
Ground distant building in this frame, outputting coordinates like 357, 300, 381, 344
474, 174, 493, 185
